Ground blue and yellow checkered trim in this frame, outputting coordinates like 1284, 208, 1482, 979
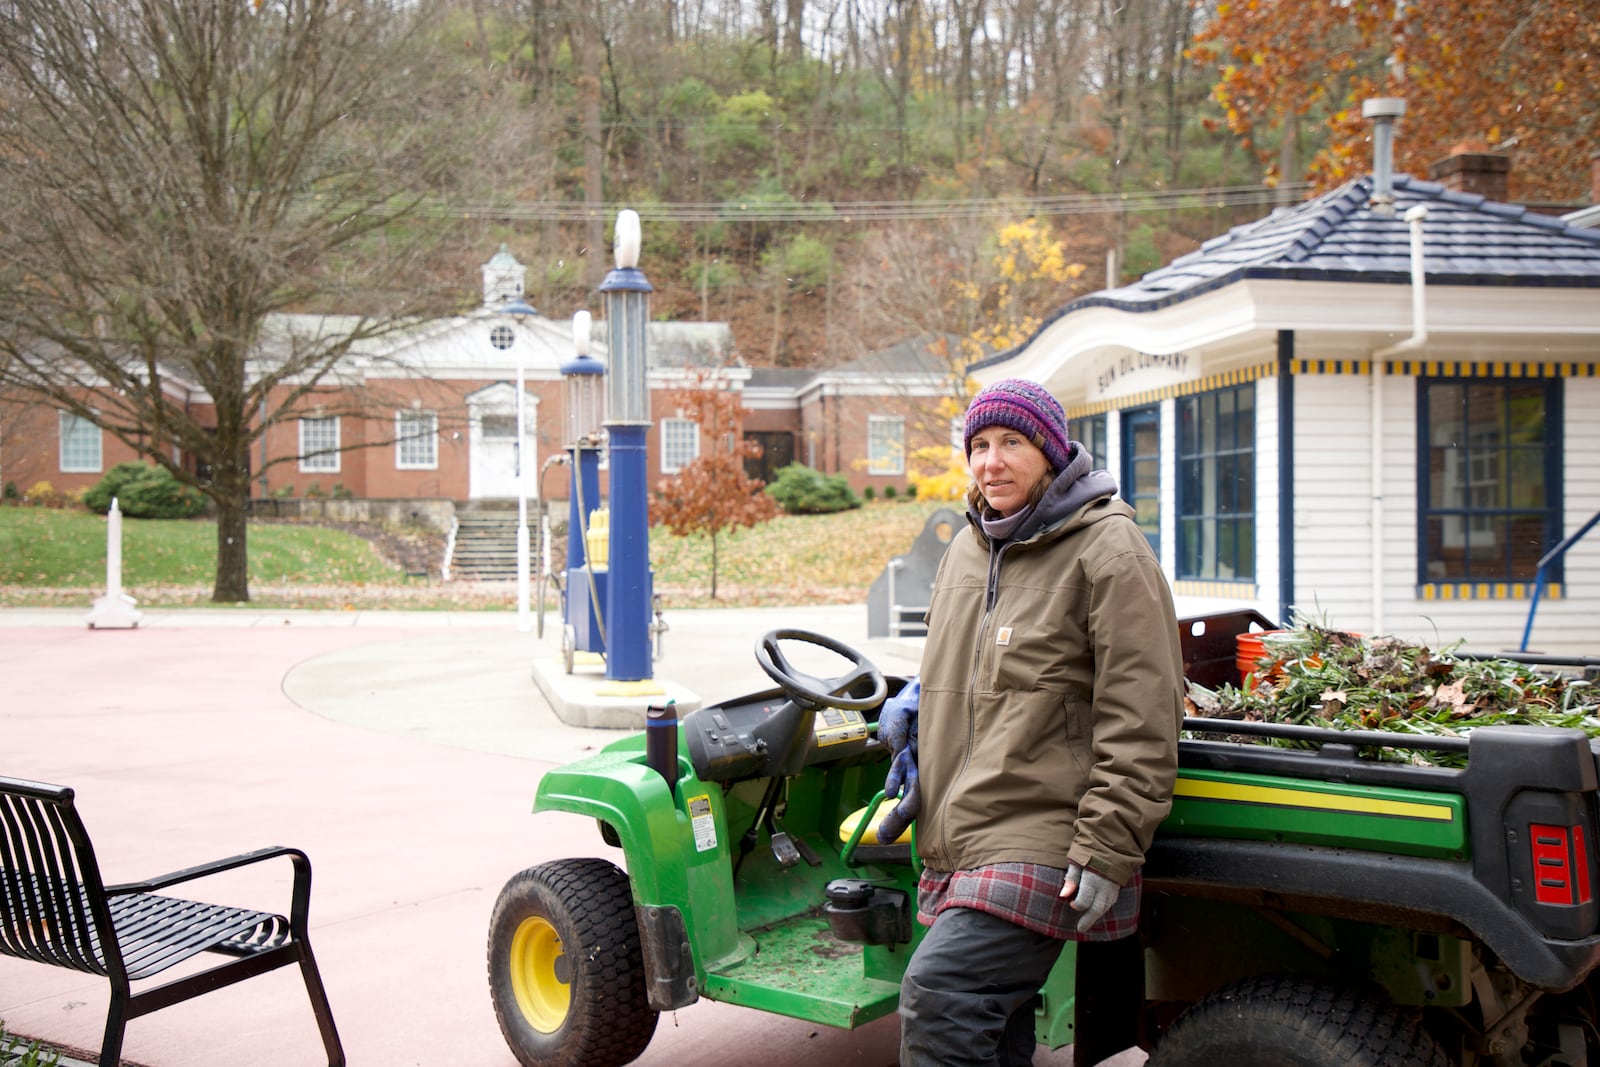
1417, 581, 1561, 601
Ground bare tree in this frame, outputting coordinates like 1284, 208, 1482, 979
0, 0, 486, 602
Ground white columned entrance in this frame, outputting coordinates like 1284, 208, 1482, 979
467, 383, 536, 499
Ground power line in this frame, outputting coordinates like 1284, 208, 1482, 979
432, 182, 1313, 224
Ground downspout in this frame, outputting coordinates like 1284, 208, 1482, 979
1369, 203, 1430, 637
1276, 330, 1295, 628
1375, 205, 1430, 360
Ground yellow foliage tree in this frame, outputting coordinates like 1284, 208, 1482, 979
910, 218, 1086, 503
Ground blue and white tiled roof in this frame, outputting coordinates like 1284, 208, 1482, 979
1070, 175, 1600, 315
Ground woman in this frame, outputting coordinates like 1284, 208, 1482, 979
889, 378, 1184, 1067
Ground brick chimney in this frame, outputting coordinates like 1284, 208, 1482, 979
1429, 145, 1510, 202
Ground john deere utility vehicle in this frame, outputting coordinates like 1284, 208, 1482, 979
488, 616, 1600, 1067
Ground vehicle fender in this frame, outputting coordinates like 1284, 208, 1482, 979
1146, 836, 1600, 992
534, 746, 740, 990
534, 748, 692, 906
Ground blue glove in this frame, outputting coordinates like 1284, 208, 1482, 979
878, 678, 920, 755
1061, 862, 1120, 932
883, 745, 918, 801
876, 748, 920, 844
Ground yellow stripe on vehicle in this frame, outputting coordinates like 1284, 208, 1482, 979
1175, 777, 1455, 822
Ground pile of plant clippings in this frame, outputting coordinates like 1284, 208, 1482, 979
1184, 624, 1600, 768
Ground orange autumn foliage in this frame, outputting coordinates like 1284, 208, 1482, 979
1192, 0, 1599, 203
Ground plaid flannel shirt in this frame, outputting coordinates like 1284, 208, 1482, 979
917, 863, 1141, 942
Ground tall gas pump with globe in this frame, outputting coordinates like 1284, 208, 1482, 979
554, 310, 607, 673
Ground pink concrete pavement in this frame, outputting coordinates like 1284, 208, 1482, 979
0, 611, 1128, 1066
0, 619, 913, 1067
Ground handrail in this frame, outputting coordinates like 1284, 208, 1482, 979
1520, 509, 1600, 651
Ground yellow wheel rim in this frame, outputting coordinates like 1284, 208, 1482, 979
508, 915, 570, 1033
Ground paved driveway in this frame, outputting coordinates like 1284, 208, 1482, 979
0, 605, 1130, 1066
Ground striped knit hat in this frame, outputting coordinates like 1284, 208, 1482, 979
963, 378, 1072, 472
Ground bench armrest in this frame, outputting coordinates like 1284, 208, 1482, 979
104, 846, 314, 929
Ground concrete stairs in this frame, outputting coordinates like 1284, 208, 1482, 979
449, 502, 542, 582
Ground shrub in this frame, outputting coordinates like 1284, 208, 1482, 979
1, 1018, 62, 1066
330, 482, 355, 500
270, 483, 295, 499
84, 462, 157, 514
305, 482, 325, 499
862, 485, 876, 502
23, 481, 64, 508
764, 463, 860, 515
908, 446, 971, 501
120, 469, 205, 519
86, 463, 205, 519
883, 484, 898, 500
2, 480, 18, 503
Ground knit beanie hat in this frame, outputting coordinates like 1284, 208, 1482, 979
963, 378, 1073, 472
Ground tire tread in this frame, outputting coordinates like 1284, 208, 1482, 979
488, 857, 658, 1067
1149, 974, 1450, 1067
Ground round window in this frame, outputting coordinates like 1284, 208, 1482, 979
489, 324, 515, 350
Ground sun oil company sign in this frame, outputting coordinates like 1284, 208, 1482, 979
1088, 349, 1199, 402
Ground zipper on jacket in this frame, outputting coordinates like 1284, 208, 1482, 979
932, 538, 1009, 867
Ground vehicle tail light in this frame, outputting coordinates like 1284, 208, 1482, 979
1530, 823, 1593, 906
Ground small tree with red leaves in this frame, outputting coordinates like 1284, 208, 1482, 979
649, 371, 782, 599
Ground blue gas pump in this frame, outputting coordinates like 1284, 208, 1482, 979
555, 310, 607, 672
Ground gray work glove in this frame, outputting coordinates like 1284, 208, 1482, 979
1061, 862, 1120, 932
875, 747, 920, 844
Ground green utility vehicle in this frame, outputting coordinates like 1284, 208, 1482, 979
487, 614, 1600, 1067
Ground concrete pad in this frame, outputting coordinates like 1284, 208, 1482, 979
530, 651, 704, 728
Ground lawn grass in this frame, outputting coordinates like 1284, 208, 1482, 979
647, 499, 952, 607
0, 499, 962, 609
0, 508, 404, 588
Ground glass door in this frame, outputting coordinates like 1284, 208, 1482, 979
1121, 405, 1161, 555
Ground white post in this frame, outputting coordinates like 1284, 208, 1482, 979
516, 350, 531, 633
106, 497, 124, 599
87, 497, 142, 629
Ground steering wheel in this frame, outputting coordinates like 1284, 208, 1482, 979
756, 629, 888, 711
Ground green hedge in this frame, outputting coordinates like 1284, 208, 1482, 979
85, 463, 206, 519
764, 463, 860, 515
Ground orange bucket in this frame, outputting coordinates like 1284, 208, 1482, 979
1236, 630, 1286, 690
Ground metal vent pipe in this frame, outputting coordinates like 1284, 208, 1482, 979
1363, 97, 1407, 216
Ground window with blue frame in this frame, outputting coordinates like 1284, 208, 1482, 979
1122, 405, 1162, 555
1418, 377, 1560, 586
1176, 384, 1254, 581
1076, 413, 1108, 469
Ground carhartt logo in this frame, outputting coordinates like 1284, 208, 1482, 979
995, 626, 1013, 645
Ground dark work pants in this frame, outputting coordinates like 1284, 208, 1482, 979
899, 907, 1066, 1067
1073, 934, 1145, 1066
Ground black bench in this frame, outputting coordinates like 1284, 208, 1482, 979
0, 775, 344, 1066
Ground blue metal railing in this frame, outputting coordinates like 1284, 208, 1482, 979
1520, 509, 1600, 652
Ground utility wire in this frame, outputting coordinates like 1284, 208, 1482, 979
426, 182, 1313, 224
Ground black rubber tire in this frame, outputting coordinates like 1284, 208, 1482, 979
1148, 974, 1451, 1067
487, 858, 659, 1067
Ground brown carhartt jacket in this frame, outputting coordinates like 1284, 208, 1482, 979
915, 494, 1184, 887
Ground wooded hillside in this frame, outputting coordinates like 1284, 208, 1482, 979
416, 0, 1279, 365
401, 0, 1595, 369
